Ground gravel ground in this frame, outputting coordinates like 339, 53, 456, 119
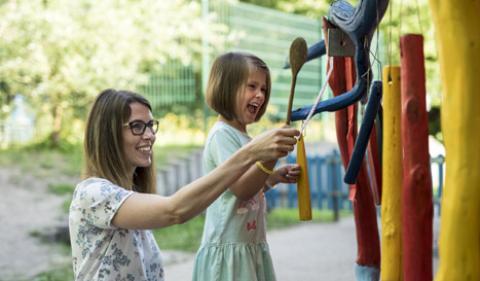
0, 168, 70, 281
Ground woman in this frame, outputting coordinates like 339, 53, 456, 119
68, 89, 299, 281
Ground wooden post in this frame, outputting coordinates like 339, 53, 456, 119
400, 34, 433, 281
429, 1, 480, 280
381, 66, 403, 281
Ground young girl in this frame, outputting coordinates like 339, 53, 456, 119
192, 52, 300, 281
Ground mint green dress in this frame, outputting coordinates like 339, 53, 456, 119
192, 121, 276, 281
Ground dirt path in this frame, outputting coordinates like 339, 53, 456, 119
0, 168, 71, 280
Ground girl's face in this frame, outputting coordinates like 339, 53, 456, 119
122, 102, 156, 175
231, 68, 267, 132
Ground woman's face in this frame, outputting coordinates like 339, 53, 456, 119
122, 102, 156, 175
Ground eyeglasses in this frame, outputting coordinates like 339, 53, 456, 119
123, 120, 159, 136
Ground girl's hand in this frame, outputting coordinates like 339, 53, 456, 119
266, 164, 301, 188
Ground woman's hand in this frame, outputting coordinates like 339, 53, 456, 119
245, 127, 299, 162
266, 164, 301, 188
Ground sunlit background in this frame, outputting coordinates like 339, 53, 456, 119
0, 0, 442, 280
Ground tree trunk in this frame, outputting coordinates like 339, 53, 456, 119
50, 104, 64, 147
429, 1, 480, 280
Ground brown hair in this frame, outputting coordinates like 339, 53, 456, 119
83, 89, 156, 194
205, 52, 271, 121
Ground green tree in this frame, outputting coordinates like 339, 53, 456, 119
240, 0, 331, 18
0, 0, 227, 146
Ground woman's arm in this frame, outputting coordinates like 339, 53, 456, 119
112, 127, 299, 229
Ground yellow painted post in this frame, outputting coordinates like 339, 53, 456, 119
296, 133, 312, 220
381, 66, 403, 281
429, 1, 480, 280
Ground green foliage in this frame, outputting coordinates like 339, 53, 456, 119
62, 199, 72, 214
0, 142, 83, 177
153, 215, 206, 252
266, 208, 341, 229
240, 0, 332, 18
153, 144, 203, 166
48, 183, 75, 196
153, 112, 210, 146
31, 266, 74, 281
27, 136, 82, 153
0, 0, 228, 143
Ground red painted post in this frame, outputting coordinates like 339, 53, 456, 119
400, 34, 433, 281
323, 18, 380, 269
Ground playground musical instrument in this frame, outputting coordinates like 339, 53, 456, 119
285, 37, 307, 125
285, 37, 311, 220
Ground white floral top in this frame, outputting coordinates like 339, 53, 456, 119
69, 177, 164, 281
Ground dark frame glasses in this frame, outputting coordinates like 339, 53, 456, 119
123, 120, 159, 136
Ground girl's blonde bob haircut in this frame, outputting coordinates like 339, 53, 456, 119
83, 89, 156, 194
205, 52, 271, 121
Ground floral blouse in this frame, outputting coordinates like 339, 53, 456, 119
69, 177, 164, 281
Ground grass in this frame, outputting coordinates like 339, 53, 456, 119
153, 215, 207, 252
266, 208, 347, 229
32, 267, 74, 281
0, 143, 83, 178
48, 183, 76, 195
153, 208, 351, 253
